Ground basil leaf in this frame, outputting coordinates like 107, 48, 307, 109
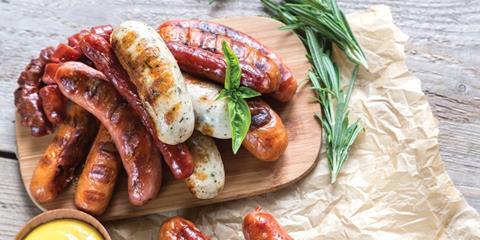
227, 98, 251, 154
222, 41, 241, 90
236, 86, 261, 99
216, 89, 229, 100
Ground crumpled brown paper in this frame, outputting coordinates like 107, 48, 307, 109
106, 5, 480, 239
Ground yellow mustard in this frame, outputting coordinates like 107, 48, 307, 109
24, 219, 103, 240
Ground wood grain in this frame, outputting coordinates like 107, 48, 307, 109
15, 16, 319, 221
0, 0, 479, 235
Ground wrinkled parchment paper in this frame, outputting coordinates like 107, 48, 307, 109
106, 5, 480, 239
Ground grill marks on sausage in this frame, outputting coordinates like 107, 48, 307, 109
160, 21, 281, 88
159, 20, 297, 102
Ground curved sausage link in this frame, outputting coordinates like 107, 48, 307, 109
30, 103, 99, 203
15, 47, 56, 136
79, 33, 194, 179
39, 85, 66, 125
55, 61, 162, 205
243, 208, 293, 240
159, 20, 297, 101
158, 216, 210, 240
75, 126, 121, 216
243, 98, 288, 161
111, 21, 195, 145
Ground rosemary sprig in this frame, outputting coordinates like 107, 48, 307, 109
262, 0, 365, 183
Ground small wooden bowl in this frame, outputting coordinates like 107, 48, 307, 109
15, 209, 111, 240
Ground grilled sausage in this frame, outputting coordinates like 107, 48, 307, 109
244, 98, 288, 161
158, 216, 209, 240
75, 126, 121, 216
38, 85, 66, 125
111, 20, 195, 145
184, 76, 288, 161
243, 208, 293, 240
80, 33, 194, 180
55, 61, 162, 205
30, 104, 98, 203
184, 75, 230, 139
158, 20, 297, 101
185, 131, 224, 199
14, 47, 55, 136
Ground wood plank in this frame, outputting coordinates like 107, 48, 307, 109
0, 157, 40, 239
0, 0, 479, 216
15, 16, 320, 220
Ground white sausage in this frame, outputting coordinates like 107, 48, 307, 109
184, 76, 231, 139
111, 21, 194, 144
185, 131, 225, 199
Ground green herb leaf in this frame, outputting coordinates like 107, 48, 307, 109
262, 0, 365, 183
236, 86, 261, 99
227, 99, 252, 153
222, 41, 241, 90
219, 41, 261, 154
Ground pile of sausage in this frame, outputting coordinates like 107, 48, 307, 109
159, 208, 293, 240
15, 20, 296, 216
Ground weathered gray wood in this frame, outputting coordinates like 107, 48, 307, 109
0, 157, 40, 239
0, 0, 479, 233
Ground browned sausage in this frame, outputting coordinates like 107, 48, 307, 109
158, 20, 297, 101
14, 47, 55, 136
243, 208, 293, 240
38, 85, 66, 125
75, 126, 121, 216
158, 216, 210, 240
79, 33, 194, 180
54, 61, 162, 205
244, 99, 288, 161
30, 103, 99, 203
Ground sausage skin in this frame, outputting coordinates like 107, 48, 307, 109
185, 131, 225, 199
158, 20, 297, 101
158, 216, 210, 240
30, 104, 98, 203
243, 208, 293, 240
111, 20, 195, 145
55, 61, 162, 205
75, 126, 121, 216
244, 99, 288, 161
38, 85, 66, 125
14, 47, 55, 136
80, 33, 194, 180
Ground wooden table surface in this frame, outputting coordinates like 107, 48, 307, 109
0, 0, 479, 238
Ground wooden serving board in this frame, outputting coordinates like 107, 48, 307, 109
15, 16, 320, 221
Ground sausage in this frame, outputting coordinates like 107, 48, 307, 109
38, 85, 66, 125
14, 47, 55, 136
158, 216, 210, 240
243, 208, 293, 240
14, 87, 52, 136
55, 61, 162, 205
158, 20, 297, 101
184, 75, 230, 139
185, 131, 225, 199
29, 104, 98, 203
111, 20, 195, 145
184, 76, 288, 161
75, 126, 121, 216
80, 33, 194, 180
244, 98, 288, 161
